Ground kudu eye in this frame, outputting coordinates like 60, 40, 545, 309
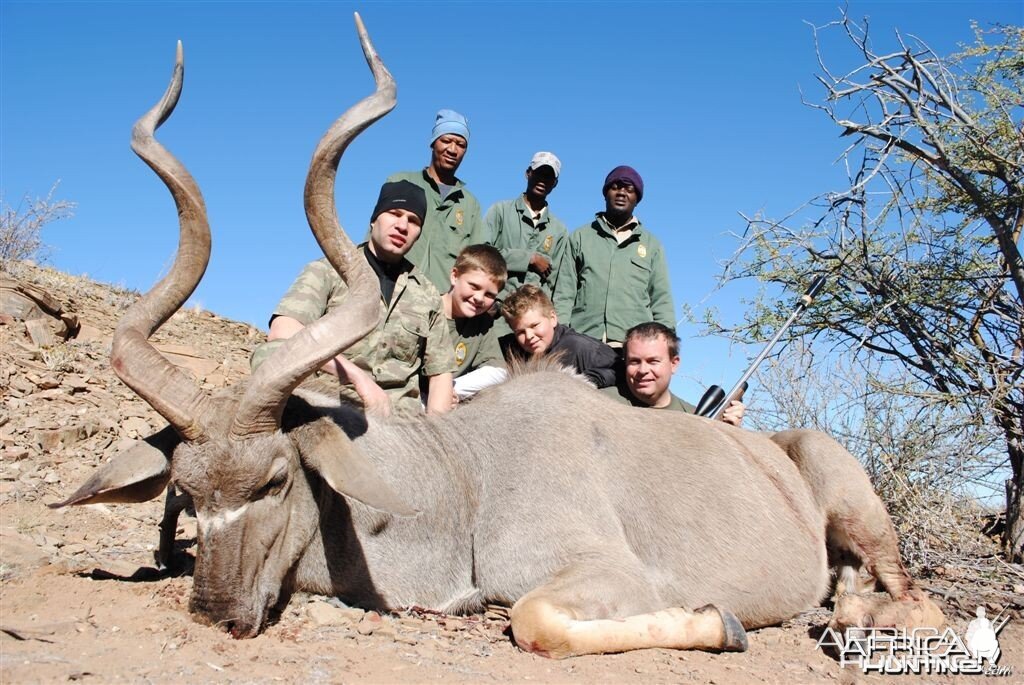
257, 468, 288, 500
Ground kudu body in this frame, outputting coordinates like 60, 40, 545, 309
54, 15, 943, 657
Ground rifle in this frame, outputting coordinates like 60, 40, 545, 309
990, 607, 1011, 635
695, 275, 827, 419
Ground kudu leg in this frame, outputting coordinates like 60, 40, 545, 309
509, 563, 747, 658
770, 430, 944, 628
155, 485, 192, 571
829, 546, 872, 601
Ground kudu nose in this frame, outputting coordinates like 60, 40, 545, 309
226, 620, 248, 639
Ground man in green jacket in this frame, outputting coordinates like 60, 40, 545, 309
602, 322, 745, 426
484, 151, 571, 315
388, 109, 485, 293
554, 166, 675, 346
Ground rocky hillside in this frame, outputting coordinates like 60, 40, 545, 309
1, 263, 261, 514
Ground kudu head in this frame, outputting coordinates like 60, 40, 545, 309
51, 14, 414, 638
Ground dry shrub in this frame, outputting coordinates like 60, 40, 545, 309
103, 287, 138, 314
0, 184, 75, 267
40, 343, 81, 374
880, 481, 1000, 575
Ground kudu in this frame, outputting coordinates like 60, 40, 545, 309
53, 14, 943, 657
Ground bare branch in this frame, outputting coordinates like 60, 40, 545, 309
0, 182, 76, 267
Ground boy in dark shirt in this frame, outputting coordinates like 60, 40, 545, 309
501, 284, 617, 388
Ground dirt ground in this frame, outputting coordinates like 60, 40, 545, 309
2, 265, 1022, 684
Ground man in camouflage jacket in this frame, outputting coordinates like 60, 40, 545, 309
252, 181, 455, 417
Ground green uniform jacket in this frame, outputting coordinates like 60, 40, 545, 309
555, 214, 675, 344
388, 169, 485, 293
601, 384, 695, 412
447, 314, 506, 379
251, 255, 455, 416
484, 196, 572, 314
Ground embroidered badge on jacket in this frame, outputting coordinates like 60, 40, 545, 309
454, 342, 468, 366
637, 244, 647, 258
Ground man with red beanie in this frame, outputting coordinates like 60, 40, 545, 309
553, 165, 675, 347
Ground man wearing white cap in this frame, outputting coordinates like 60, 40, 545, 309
484, 151, 572, 317
388, 109, 485, 293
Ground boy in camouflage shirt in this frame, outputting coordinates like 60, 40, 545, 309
441, 245, 508, 401
252, 181, 455, 417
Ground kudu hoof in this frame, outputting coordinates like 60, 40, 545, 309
698, 604, 749, 652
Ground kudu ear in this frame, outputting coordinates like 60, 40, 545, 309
48, 425, 180, 508
295, 419, 419, 518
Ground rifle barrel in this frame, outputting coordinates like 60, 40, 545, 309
710, 275, 826, 420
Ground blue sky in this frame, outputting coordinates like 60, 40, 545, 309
2, 0, 1020, 403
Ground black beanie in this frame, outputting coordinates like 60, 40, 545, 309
371, 180, 427, 224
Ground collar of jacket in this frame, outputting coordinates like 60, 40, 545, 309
514, 194, 550, 228
593, 213, 644, 242
549, 322, 569, 350
420, 167, 466, 199
358, 241, 415, 274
